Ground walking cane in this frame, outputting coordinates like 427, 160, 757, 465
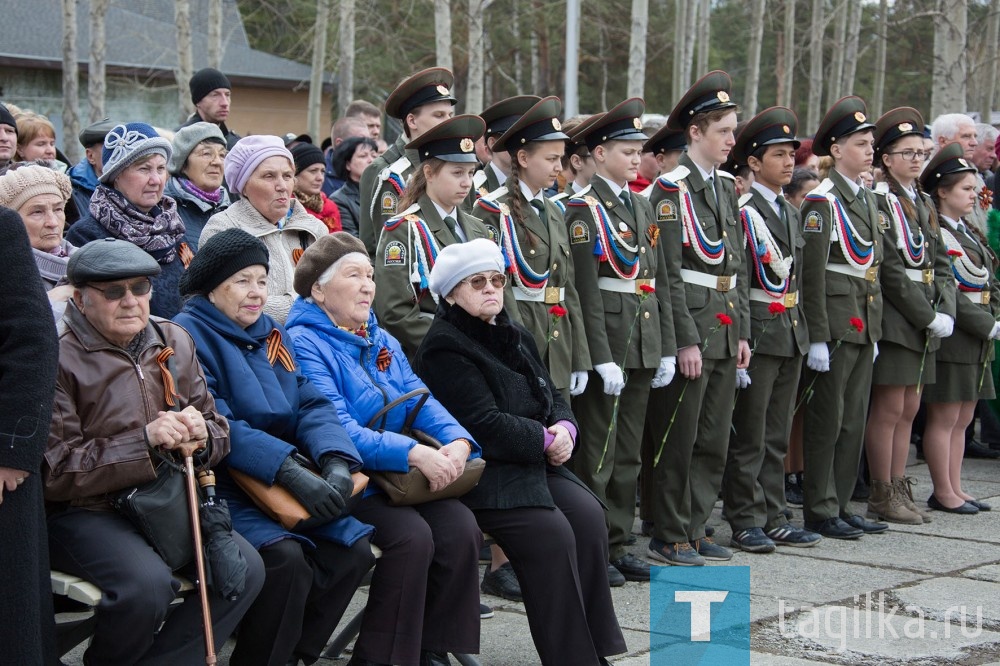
180, 441, 216, 666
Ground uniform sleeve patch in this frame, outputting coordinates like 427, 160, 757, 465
485, 224, 500, 244
657, 199, 678, 222
383, 240, 406, 266
380, 190, 399, 216
877, 211, 890, 231
570, 220, 591, 244
803, 211, 823, 233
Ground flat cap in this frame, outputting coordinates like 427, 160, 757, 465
667, 70, 738, 131
812, 96, 875, 157
578, 98, 647, 152
733, 106, 800, 164
79, 118, 117, 148
384, 68, 457, 120
920, 142, 977, 193
406, 114, 486, 163
873, 107, 924, 156
67, 238, 162, 285
492, 96, 569, 153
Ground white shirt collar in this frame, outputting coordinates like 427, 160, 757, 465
570, 180, 585, 193
518, 180, 543, 203
751, 181, 781, 216
693, 161, 714, 184
432, 200, 457, 221
489, 161, 508, 186
834, 168, 861, 195
596, 173, 625, 197
940, 214, 964, 232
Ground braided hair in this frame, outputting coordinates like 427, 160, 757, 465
506, 145, 544, 250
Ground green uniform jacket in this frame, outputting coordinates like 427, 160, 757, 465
359, 135, 417, 258
565, 176, 675, 370
740, 188, 810, 357
937, 222, 998, 364
373, 194, 517, 357
873, 185, 956, 354
475, 187, 591, 389
799, 169, 884, 345
645, 153, 749, 359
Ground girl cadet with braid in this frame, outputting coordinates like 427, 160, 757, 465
865, 107, 956, 524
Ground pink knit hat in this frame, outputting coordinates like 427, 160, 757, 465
223, 135, 294, 195
0, 163, 72, 211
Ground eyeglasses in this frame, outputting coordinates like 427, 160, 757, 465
87, 279, 153, 301
461, 273, 507, 290
887, 149, 931, 162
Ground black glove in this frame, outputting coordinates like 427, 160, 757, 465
320, 454, 353, 514
275, 456, 341, 521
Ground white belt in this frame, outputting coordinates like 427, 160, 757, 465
904, 268, 934, 284
679, 269, 737, 292
514, 286, 566, 304
826, 263, 879, 282
597, 277, 656, 294
963, 290, 991, 305
749, 289, 798, 307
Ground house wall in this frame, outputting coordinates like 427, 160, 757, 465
229, 86, 334, 140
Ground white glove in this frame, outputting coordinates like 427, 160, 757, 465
650, 356, 677, 389
806, 342, 830, 372
991, 322, 1000, 340
736, 368, 751, 389
594, 362, 626, 396
927, 313, 954, 338
873, 341, 879, 363
569, 371, 589, 396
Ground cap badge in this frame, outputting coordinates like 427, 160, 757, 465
898, 122, 913, 132
959, 158, 970, 167
632, 118, 642, 130
782, 125, 791, 134
717, 91, 731, 103
552, 118, 562, 131
436, 85, 451, 96
460, 138, 475, 153
854, 111, 867, 123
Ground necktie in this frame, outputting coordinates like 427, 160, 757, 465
530, 199, 548, 225
708, 174, 719, 207
444, 215, 463, 241
775, 194, 789, 225
619, 190, 634, 217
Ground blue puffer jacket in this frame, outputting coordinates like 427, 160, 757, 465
174, 296, 373, 550
285, 298, 479, 498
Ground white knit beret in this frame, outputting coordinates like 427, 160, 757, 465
429, 238, 505, 297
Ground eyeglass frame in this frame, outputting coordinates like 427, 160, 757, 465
459, 272, 507, 291
86, 278, 154, 301
886, 149, 931, 162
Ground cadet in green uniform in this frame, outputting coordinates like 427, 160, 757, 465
359, 68, 457, 258
477, 96, 592, 398
556, 115, 601, 201
374, 115, 501, 358
564, 99, 676, 581
722, 107, 820, 552
642, 71, 750, 566
865, 107, 956, 525
921, 143, 1000, 514
799, 96, 887, 539
473, 96, 540, 198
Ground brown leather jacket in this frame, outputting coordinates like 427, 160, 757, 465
44, 303, 229, 508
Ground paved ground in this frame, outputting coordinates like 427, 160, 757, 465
63, 452, 1000, 665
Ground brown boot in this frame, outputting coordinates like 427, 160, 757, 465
867, 479, 923, 524
893, 476, 932, 523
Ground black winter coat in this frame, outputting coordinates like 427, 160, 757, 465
0, 207, 59, 666
414, 302, 588, 511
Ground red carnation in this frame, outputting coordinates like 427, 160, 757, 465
548, 305, 568, 318
716, 313, 733, 326
639, 284, 656, 294
947, 249, 964, 258
850, 317, 864, 333
768, 302, 787, 315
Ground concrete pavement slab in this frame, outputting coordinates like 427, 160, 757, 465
894, 577, 1000, 624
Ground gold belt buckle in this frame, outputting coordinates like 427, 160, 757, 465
634, 279, 653, 294
716, 275, 733, 292
865, 266, 879, 282
783, 292, 798, 308
982, 291, 991, 305
922, 269, 933, 284
544, 286, 561, 304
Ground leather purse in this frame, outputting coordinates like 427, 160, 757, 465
230, 453, 369, 531
364, 388, 485, 506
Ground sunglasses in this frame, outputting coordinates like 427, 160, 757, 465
461, 273, 507, 290
87, 279, 153, 301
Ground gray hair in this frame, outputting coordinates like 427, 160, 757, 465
931, 113, 975, 143
975, 122, 999, 146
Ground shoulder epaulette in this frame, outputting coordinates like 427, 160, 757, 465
873, 181, 890, 195
738, 192, 753, 207
807, 178, 834, 197
383, 203, 421, 230
716, 169, 735, 181
387, 156, 411, 176
482, 185, 508, 201
549, 191, 568, 202
567, 184, 593, 202
665, 165, 690, 181
472, 170, 488, 192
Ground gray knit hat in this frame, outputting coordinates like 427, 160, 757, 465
100, 122, 173, 184
168, 122, 226, 176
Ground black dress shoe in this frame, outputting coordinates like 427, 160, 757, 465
420, 650, 451, 666
481, 562, 522, 601
785, 473, 804, 507
607, 563, 627, 587
804, 517, 863, 539
965, 439, 1000, 459
842, 514, 889, 533
927, 494, 979, 514
969, 499, 992, 511
610, 553, 650, 581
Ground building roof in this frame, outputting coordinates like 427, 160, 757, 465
0, 0, 326, 89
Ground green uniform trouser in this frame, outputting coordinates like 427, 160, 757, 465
569, 367, 655, 562
724, 352, 802, 531
802, 341, 874, 523
648, 355, 736, 544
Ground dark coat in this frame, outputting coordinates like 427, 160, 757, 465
414, 302, 588, 511
0, 208, 59, 666
177, 113, 241, 151
173, 296, 373, 550
330, 179, 361, 238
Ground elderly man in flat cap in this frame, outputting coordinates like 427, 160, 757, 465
43, 238, 264, 665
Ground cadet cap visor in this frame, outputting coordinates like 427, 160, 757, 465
580, 98, 647, 152
481, 96, 541, 138
492, 97, 569, 153
920, 142, 977, 193
873, 107, 925, 156
385, 68, 457, 120
733, 106, 800, 164
642, 124, 686, 155
406, 115, 486, 163
812, 96, 876, 157
666, 70, 738, 132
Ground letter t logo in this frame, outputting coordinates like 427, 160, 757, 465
675, 591, 729, 641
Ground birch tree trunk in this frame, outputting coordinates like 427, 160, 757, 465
826, 1, 846, 105
871, 0, 889, 116
434, 0, 453, 71
780, 0, 795, 107
680, 0, 697, 86
512, 1, 522, 91
88, 0, 109, 123
672, 0, 689, 100
745, 0, 766, 116
931, 0, 968, 120
564, 0, 581, 116
175, 0, 194, 121
842, 0, 862, 95
307, 0, 330, 140
62, 0, 81, 164
208, 0, 223, 69
466, 0, 493, 114
806, 0, 825, 133
627, 0, 648, 98
696, 0, 710, 75
337, 0, 356, 116
981, 0, 1000, 123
